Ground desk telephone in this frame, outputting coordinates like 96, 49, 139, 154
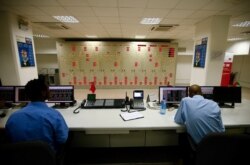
130, 90, 145, 110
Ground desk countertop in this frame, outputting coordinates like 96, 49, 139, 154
1, 99, 250, 133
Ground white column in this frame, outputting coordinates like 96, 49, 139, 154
190, 15, 230, 86
0, 11, 38, 85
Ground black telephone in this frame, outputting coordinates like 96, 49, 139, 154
130, 90, 145, 110
81, 99, 86, 108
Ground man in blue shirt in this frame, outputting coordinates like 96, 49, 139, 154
174, 84, 225, 144
5, 79, 69, 152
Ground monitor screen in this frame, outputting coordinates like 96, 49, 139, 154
213, 86, 241, 104
47, 85, 74, 103
15, 86, 30, 103
159, 86, 187, 104
0, 86, 15, 103
200, 86, 214, 100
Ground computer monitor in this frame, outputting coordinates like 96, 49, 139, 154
15, 86, 30, 103
200, 86, 214, 100
159, 86, 187, 106
0, 86, 15, 103
213, 86, 241, 108
47, 85, 74, 105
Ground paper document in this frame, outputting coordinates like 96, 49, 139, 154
120, 111, 144, 121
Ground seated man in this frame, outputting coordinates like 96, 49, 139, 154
5, 79, 69, 152
174, 84, 225, 144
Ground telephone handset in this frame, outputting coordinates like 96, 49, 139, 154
81, 99, 86, 108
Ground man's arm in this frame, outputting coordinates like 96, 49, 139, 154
174, 100, 185, 124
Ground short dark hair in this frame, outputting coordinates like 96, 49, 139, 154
25, 79, 48, 101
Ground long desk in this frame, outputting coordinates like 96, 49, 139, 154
1, 99, 250, 147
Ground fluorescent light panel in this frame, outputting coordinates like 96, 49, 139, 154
33, 34, 49, 38
232, 21, 250, 27
53, 16, 79, 23
86, 35, 97, 38
227, 37, 245, 41
135, 35, 146, 39
140, 18, 161, 25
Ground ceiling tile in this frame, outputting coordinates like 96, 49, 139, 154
11, 6, 46, 16
146, 0, 181, 9
188, 10, 219, 19
142, 9, 170, 18
93, 7, 119, 16
76, 16, 100, 23
64, 7, 95, 16
120, 17, 141, 24
202, 0, 235, 10
25, 0, 60, 6
29, 15, 56, 22
118, 0, 147, 8
166, 9, 195, 19
175, 0, 211, 9
98, 17, 120, 23
57, 0, 89, 6
87, 0, 117, 7
119, 8, 144, 17
38, 7, 70, 16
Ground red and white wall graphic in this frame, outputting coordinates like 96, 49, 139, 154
58, 41, 177, 88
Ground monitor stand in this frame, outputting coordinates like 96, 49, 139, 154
218, 102, 235, 108
52, 103, 69, 109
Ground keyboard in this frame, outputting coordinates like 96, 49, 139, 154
84, 99, 125, 109
104, 99, 125, 108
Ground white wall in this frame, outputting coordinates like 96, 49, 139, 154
36, 54, 58, 70
175, 55, 192, 85
34, 38, 57, 54
226, 40, 250, 55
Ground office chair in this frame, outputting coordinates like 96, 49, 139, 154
0, 141, 57, 165
195, 133, 250, 165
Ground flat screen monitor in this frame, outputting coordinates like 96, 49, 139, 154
0, 86, 15, 103
213, 86, 241, 108
15, 86, 30, 103
200, 86, 214, 100
159, 86, 187, 104
47, 85, 74, 103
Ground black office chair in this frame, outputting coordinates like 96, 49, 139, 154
0, 141, 57, 165
195, 133, 250, 165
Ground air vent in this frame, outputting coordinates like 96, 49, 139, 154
241, 31, 250, 35
33, 22, 69, 30
151, 24, 178, 32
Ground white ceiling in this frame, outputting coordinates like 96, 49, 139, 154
0, 0, 250, 42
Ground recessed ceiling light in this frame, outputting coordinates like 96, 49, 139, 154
86, 35, 97, 38
33, 34, 50, 38
227, 37, 244, 41
232, 21, 250, 27
135, 35, 146, 39
140, 18, 161, 25
53, 16, 79, 23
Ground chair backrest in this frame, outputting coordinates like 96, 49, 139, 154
195, 133, 250, 165
0, 141, 57, 165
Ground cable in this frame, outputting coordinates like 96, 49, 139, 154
73, 106, 81, 114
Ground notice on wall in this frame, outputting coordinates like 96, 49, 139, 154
16, 36, 35, 67
193, 37, 207, 68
